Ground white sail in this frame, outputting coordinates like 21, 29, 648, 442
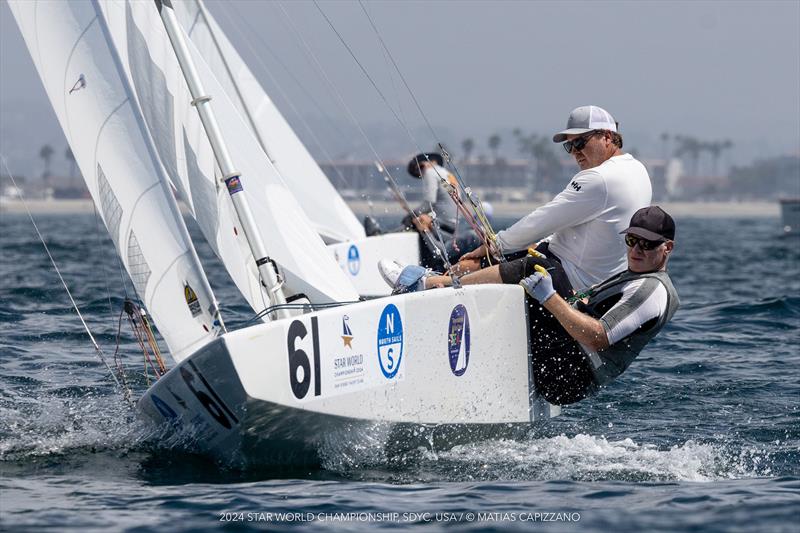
98, 0, 359, 308
9, 0, 220, 362
172, 0, 366, 244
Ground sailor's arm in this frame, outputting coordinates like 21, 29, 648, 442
520, 272, 609, 351
495, 170, 607, 253
542, 294, 609, 351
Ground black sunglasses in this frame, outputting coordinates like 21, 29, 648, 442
563, 131, 601, 154
625, 234, 664, 251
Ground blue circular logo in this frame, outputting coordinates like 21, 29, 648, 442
347, 245, 360, 275
448, 304, 470, 376
377, 304, 403, 378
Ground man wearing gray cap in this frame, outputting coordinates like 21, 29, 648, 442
382, 105, 652, 296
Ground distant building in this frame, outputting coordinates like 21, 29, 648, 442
320, 158, 540, 201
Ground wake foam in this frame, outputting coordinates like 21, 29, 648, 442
415, 433, 772, 482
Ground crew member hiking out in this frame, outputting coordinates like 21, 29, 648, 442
519, 206, 680, 405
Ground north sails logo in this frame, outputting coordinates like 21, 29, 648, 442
570, 180, 582, 192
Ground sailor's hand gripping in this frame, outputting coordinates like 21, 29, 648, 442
520, 265, 556, 305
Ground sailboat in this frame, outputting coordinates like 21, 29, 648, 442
9, 0, 559, 467
171, 0, 420, 297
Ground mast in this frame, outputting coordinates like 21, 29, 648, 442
155, 0, 289, 318
93, 0, 227, 334
192, 0, 276, 163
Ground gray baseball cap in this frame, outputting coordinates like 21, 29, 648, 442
552, 105, 618, 143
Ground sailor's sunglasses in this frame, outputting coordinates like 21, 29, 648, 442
625, 234, 664, 251
563, 131, 601, 154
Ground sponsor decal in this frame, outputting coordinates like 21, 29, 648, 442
333, 315, 365, 390
347, 244, 360, 275
448, 304, 470, 376
341, 315, 354, 348
377, 304, 403, 379
184, 283, 202, 317
225, 175, 243, 194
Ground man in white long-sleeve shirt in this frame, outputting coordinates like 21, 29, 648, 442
401, 105, 652, 295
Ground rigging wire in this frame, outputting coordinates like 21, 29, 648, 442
354, 0, 501, 259
275, 0, 452, 270
311, 1, 499, 267
213, 1, 355, 191
91, 204, 121, 319
1, 156, 127, 396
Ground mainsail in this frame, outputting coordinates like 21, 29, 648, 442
171, 0, 366, 244
98, 0, 360, 308
9, 0, 220, 362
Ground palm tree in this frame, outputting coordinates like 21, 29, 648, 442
721, 139, 733, 175
65, 146, 77, 178
673, 135, 702, 175
39, 144, 54, 178
461, 138, 475, 162
512, 129, 559, 191
488, 134, 501, 161
660, 132, 670, 160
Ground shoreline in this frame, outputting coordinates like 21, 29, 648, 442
0, 198, 781, 218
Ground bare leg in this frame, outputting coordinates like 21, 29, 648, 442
425, 264, 503, 289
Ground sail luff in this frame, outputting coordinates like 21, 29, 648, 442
156, 0, 289, 317
94, 0, 226, 332
101, 0, 360, 308
192, 0, 276, 164
9, 0, 222, 362
175, 0, 366, 244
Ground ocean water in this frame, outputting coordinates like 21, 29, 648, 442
0, 212, 798, 532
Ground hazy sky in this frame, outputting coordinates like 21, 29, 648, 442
1, 0, 799, 177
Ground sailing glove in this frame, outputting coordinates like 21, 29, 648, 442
520, 271, 556, 305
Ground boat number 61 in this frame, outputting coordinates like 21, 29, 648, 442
287, 317, 321, 399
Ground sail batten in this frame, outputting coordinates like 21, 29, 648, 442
9, 0, 222, 362
98, 0, 359, 310
173, 0, 366, 244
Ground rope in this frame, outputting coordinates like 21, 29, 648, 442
1, 156, 125, 394
275, 0, 451, 263
213, 1, 356, 190
313, 1, 498, 270
355, 0, 499, 251
307, 1, 458, 273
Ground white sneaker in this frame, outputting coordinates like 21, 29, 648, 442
378, 259, 405, 288
378, 259, 432, 294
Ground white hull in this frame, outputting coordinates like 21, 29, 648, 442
328, 232, 420, 297
138, 285, 559, 466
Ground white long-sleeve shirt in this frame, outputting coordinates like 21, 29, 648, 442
417, 164, 457, 227
496, 154, 651, 289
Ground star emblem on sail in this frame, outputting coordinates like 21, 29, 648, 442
342, 315, 353, 348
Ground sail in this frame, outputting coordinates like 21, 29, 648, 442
172, 0, 366, 244
9, 0, 220, 363
98, 0, 359, 307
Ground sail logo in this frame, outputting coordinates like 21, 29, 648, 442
377, 304, 403, 379
347, 245, 360, 275
184, 283, 202, 317
448, 304, 470, 376
342, 315, 354, 348
68, 74, 86, 94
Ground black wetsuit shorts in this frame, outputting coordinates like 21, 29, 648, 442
498, 243, 597, 405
